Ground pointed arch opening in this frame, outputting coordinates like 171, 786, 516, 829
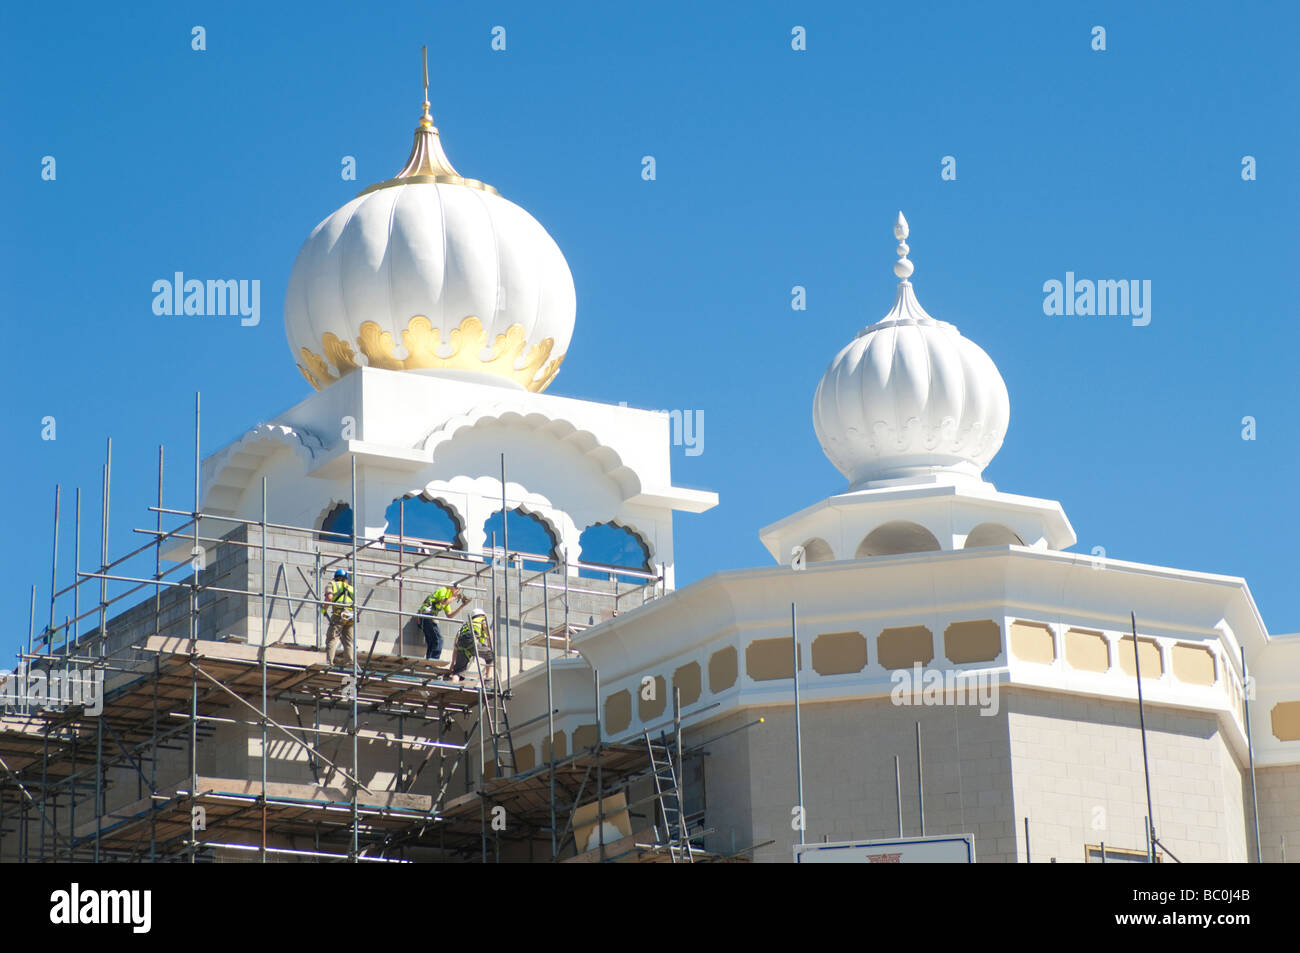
318, 503, 353, 544
578, 522, 653, 584
385, 495, 465, 552
483, 507, 559, 571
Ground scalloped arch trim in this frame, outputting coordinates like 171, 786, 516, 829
421, 406, 642, 499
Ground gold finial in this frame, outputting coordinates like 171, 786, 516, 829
420, 45, 434, 129
353, 45, 500, 198
395, 43, 460, 179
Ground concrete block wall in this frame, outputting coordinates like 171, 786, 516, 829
695, 687, 1254, 863
76, 526, 250, 659
1255, 764, 1300, 862
695, 709, 756, 858
241, 527, 645, 670
76, 522, 647, 665
1005, 689, 1249, 863
700, 697, 1017, 863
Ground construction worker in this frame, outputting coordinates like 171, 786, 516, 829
417, 584, 468, 660
322, 569, 355, 667
448, 609, 494, 683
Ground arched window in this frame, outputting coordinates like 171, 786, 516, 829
384, 495, 464, 551
578, 522, 652, 584
856, 521, 941, 558
318, 503, 353, 543
482, 508, 558, 571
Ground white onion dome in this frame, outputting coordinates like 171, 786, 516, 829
812, 213, 1010, 488
285, 72, 576, 393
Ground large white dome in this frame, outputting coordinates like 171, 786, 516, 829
812, 214, 1009, 488
286, 102, 576, 393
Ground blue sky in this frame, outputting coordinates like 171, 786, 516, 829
2, 0, 1297, 659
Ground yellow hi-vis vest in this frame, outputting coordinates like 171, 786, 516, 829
457, 616, 489, 650
323, 580, 354, 621
421, 587, 453, 616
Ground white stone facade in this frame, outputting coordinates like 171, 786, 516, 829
194, 367, 716, 587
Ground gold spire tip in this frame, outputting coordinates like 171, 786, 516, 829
420, 45, 433, 128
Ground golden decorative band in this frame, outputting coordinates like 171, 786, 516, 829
355, 124, 498, 198
355, 173, 499, 199
296, 314, 564, 393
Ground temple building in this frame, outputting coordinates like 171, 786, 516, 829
539, 213, 1300, 863
2, 66, 1297, 864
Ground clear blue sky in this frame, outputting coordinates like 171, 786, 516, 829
2, 0, 1297, 659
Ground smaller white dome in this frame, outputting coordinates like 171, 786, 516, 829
812, 213, 1010, 488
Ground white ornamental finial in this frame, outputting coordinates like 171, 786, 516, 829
893, 211, 913, 283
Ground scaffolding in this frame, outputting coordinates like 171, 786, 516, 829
0, 396, 732, 863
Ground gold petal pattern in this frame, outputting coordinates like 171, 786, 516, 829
299, 347, 339, 388
296, 363, 322, 389
321, 333, 361, 374
299, 315, 565, 393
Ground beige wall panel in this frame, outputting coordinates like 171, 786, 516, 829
1117, 635, 1163, 678
1171, 644, 1217, 686
709, 646, 738, 693
746, 637, 803, 681
945, 620, 1003, 664
811, 631, 868, 675
1065, 628, 1109, 672
541, 730, 567, 762
638, 674, 668, 722
673, 661, 702, 706
604, 689, 632, 735
876, 625, 934, 670
1271, 701, 1300, 742
1009, 620, 1055, 664
514, 743, 536, 772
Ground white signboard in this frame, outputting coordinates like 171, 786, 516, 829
794, 834, 976, 864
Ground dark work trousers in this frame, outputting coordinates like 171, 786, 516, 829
419, 616, 442, 659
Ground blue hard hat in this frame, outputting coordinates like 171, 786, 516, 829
334, 569, 349, 580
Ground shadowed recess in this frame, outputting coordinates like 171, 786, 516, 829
318, 503, 353, 543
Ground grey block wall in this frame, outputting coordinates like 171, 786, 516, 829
699, 696, 1017, 864
1255, 764, 1300, 863
696, 687, 1256, 863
